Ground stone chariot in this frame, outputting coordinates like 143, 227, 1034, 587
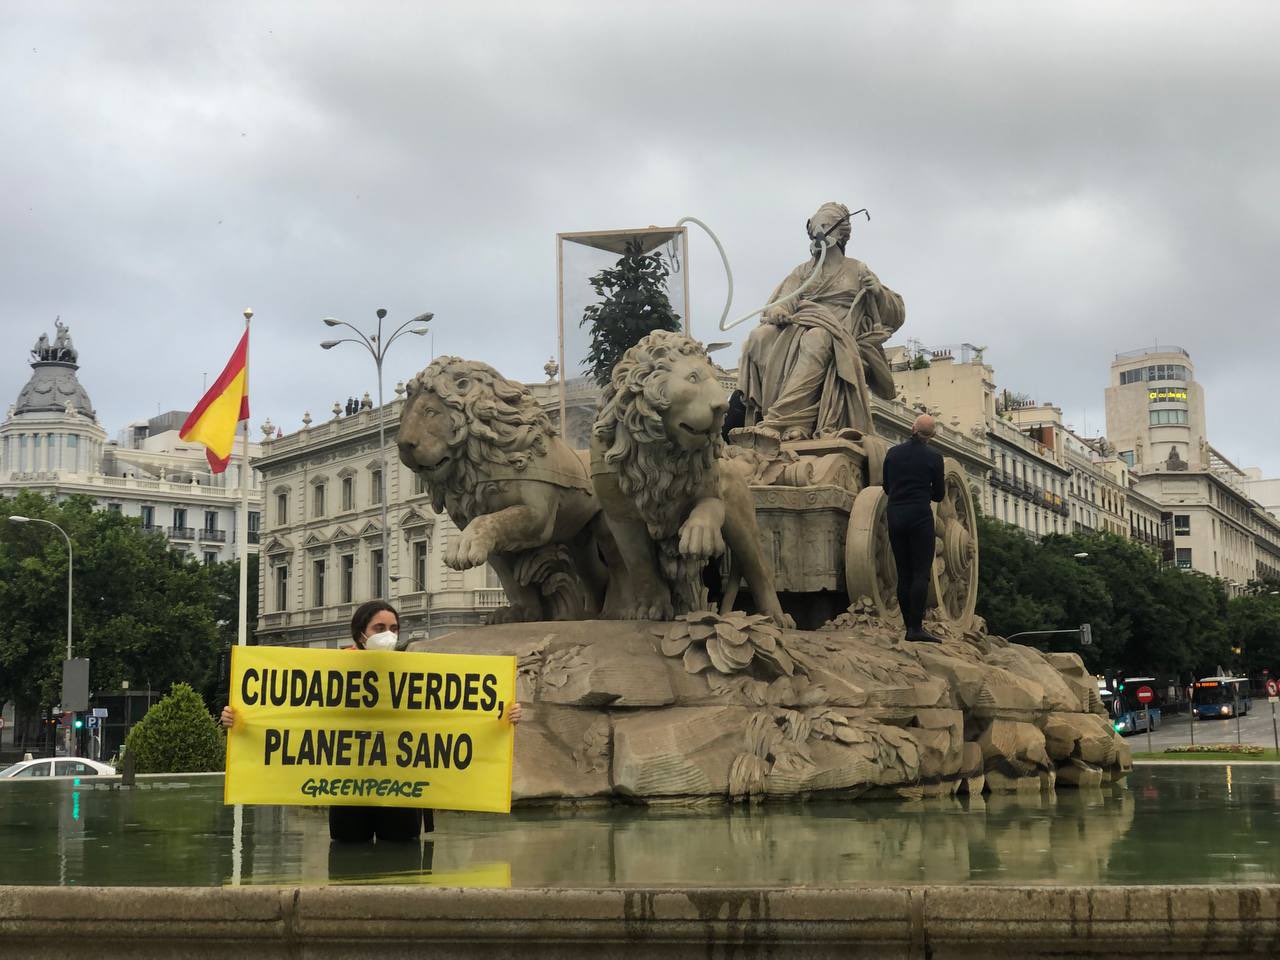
732, 429, 980, 632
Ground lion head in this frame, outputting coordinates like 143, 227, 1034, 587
593, 330, 728, 541
398, 357, 555, 521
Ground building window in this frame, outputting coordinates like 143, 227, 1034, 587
413, 540, 428, 591
313, 483, 326, 518
275, 564, 289, 611
371, 469, 384, 505
371, 549, 384, 596
1173, 515, 1191, 536
173, 507, 187, 529
341, 476, 354, 511
1120, 451, 1135, 467
341, 554, 354, 604
107, 502, 122, 514
313, 558, 326, 607
1175, 548, 1193, 570
140, 505, 155, 529
203, 551, 218, 565
414, 472, 429, 495
1149, 409, 1189, 426
276, 491, 289, 524
204, 510, 218, 533
248, 511, 260, 534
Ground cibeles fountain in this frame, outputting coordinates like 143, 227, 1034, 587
396, 202, 1132, 804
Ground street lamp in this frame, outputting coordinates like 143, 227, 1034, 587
321, 308, 431, 598
9, 516, 73, 661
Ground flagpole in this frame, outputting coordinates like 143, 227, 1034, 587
232, 307, 251, 889
237, 308, 253, 648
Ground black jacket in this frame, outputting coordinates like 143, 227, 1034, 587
882, 436, 945, 508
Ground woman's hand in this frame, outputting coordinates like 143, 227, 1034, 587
506, 701, 523, 725
220, 706, 235, 729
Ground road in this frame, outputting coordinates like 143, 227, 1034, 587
1119, 700, 1280, 751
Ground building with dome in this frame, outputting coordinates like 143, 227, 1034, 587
1, 323, 263, 562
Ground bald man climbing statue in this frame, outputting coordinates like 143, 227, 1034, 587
883, 414, 946, 643
738, 201, 905, 441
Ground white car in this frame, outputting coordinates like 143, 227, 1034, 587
0, 757, 115, 779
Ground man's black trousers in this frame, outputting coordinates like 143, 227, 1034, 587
887, 504, 935, 632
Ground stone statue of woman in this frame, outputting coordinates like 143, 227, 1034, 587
738, 202, 905, 440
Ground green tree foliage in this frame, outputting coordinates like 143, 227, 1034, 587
0, 492, 253, 750
580, 239, 682, 386
975, 517, 1230, 678
123, 682, 224, 773
1229, 590, 1280, 677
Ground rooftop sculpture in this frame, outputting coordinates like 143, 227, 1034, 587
30, 319, 79, 365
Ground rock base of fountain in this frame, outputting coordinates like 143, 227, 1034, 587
409, 611, 1130, 805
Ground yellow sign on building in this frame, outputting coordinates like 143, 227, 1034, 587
224, 646, 516, 813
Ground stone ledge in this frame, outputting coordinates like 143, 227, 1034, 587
2, 885, 1278, 958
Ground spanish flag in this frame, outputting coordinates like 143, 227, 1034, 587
180, 330, 250, 473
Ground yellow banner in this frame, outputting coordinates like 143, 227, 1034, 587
224, 646, 516, 813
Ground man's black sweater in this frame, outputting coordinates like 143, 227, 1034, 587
882, 435, 945, 509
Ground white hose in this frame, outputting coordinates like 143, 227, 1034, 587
676, 215, 832, 335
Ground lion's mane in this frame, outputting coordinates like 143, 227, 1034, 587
592, 330, 722, 541
404, 357, 555, 521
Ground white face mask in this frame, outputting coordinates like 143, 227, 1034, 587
364, 630, 398, 651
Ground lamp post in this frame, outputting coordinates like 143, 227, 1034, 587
321, 308, 431, 598
10, 515, 73, 754
389, 574, 431, 641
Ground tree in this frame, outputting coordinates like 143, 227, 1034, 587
0, 492, 245, 752
580, 239, 682, 386
123, 682, 224, 773
974, 518, 1229, 678
1229, 593, 1280, 678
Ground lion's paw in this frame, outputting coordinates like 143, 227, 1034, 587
449, 527, 495, 570
678, 518, 725, 561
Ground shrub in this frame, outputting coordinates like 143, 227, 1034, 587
124, 682, 225, 773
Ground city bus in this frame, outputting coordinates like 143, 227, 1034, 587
1192, 676, 1252, 720
1098, 677, 1162, 735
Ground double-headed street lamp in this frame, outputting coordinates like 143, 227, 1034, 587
321, 308, 431, 598
8, 516, 73, 661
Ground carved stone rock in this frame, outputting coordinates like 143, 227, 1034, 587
410, 613, 1131, 804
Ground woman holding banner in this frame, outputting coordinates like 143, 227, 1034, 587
221, 599, 523, 843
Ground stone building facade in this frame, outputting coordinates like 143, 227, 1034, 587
2, 325, 262, 562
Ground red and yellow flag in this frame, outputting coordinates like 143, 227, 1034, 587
180, 331, 249, 473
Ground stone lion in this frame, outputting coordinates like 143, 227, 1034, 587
590, 330, 791, 627
398, 356, 610, 622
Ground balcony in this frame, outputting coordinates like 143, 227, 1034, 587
168, 526, 196, 540
200, 528, 227, 543
474, 588, 508, 609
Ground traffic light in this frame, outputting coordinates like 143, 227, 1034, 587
73, 718, 83, 730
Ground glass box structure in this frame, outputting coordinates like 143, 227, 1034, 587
556, 226, 690, 438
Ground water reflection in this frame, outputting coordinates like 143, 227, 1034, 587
1, 767, 1279, 887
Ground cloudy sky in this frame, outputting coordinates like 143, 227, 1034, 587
3, 1, 1277, 473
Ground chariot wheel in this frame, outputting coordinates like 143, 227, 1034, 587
928, 457, 979, 625
846, 485, 900, 620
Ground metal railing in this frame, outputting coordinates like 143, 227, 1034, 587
473, 588, 508, 609
200, 528, 227, 542
168, 526, 195, 539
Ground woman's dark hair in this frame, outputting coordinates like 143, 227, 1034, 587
350, 600, 399, 647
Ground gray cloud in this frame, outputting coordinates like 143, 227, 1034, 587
2, 0, 1277, 473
